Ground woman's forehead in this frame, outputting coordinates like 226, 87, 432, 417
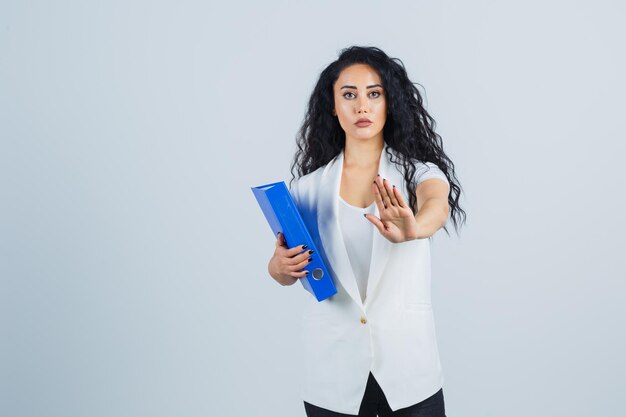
335, 64, 382, 86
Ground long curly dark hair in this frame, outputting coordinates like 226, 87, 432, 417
289, 45, 466, 236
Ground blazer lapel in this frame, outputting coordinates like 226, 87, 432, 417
364, 146, 392, 308
317, 144, 392, 310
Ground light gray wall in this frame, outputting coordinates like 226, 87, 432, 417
1, 1, 624, 416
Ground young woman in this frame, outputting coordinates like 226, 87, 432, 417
268, 46, 465, 417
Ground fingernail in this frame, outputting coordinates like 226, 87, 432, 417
363, 214, 367, 217
308, 257, 312, 262
377, 173, 380, 176
305, 271, 309, 275
308, 249, 314, 254
302, 244, 308, 250
393, 185, 395, 188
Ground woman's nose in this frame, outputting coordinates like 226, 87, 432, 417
356, 97, 369, 113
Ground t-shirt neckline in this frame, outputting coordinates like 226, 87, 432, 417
339, 194, 376, 211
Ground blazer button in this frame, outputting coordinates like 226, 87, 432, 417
360, 316, 367, 324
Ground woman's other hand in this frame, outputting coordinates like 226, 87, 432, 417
267, 232, 313, 286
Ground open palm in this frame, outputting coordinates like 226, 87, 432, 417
364, 176, 418, 243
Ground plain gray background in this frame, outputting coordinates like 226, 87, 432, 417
1, 1, 625, 416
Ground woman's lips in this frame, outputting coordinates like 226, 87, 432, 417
355, 121, 372, 127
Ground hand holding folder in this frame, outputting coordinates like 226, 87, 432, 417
251, 181, 337, 302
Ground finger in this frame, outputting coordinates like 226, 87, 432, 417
392, 185, 408, 208
284, 243, 309, 258
383, 179, 399, 206
283, 257, 311, 278
287, 248, 314, 264
290, 269, 310, 279
375, 177, 391, 209
364, 213, 387, 235
289, 254, 313, 271
276, 232, 287, 248
372, 180, 387, 211
277, 233, 308, 256
284, 257, 313, 278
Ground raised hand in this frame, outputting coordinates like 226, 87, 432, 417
364, 175, 418, 243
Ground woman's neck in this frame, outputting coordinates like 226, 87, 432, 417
343, 139, 384, 169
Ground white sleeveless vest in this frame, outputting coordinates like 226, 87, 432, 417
289, 143, 448, 414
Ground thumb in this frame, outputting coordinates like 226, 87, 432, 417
364, 214, 385, 234
276, 232, 287, 247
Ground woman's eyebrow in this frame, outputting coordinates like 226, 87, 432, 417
340, 84, 383, 90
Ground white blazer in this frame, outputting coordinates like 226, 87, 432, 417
289, 143, 447, 414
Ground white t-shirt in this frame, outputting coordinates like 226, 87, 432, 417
338, 161, 449, 304
411, 161, 449, 189
338, 196, 376, 303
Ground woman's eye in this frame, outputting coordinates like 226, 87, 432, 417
342, 91, 382, 99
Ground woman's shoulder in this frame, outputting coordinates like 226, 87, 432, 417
290, 151, 343, 197
290, 166, 322, 193
389, 148, 448, 186
410, 160, 449, 186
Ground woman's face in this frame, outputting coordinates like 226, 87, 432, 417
332, 63, 387, 143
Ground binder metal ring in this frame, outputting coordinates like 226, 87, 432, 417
312, 268, 324, 280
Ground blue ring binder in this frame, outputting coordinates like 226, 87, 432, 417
251, 181, 337, 301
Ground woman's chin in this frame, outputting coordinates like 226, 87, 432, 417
351, 131, 383, 141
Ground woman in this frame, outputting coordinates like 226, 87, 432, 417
268, 46, 465, 417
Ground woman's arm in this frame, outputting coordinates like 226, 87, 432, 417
413, 178, 450, 239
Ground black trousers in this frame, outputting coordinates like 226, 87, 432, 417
303, 372, 446, 417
